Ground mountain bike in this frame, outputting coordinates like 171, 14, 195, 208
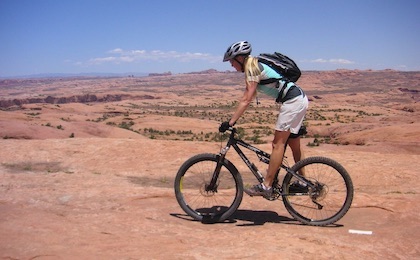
174, 127, 354, 226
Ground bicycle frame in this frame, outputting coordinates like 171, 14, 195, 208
207, 127, 316, 192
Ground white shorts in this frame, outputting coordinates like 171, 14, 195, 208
275, 94, 308, 134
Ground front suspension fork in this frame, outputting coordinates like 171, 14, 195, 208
206, 146, 229, 192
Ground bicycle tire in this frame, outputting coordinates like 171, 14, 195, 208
282, 156, 354, 226
174, 153, 243, 223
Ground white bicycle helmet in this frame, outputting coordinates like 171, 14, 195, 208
223, 41, 252, 62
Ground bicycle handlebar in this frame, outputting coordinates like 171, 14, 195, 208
220, 126, 236, 134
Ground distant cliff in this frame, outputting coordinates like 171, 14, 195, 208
0, 94, 158, 108
148, 72, 172, 77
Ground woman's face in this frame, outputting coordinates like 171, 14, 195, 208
229, 56, 244, 72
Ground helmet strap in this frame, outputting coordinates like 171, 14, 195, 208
234, 56, 245, 73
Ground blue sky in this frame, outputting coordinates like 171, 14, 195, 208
1, 0, 419, 77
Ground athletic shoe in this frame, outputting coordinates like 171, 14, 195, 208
244, 183, 272, 198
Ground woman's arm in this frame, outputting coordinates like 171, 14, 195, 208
229, 81, 258, 126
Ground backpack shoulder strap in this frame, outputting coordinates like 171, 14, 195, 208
258, 59, 282, 85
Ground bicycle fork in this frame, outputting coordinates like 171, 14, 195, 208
205, 146, 230, 192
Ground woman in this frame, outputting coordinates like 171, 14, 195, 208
219, 41, 309, 198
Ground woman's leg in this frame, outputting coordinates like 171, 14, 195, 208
288, 137, 304, 163
288, 136, 306, 176
264, 130, 290, 187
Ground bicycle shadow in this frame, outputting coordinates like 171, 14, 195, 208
171, 209, 299, 226
171, 209, 343, 227
228, 209, 298, 226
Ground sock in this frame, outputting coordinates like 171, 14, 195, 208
261, 183, 271, 190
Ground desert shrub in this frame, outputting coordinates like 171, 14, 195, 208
307, 138, 320, 147
119, 121, 134, 130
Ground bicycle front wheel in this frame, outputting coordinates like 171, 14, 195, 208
282, 156, 354, 226
174, 153, 243, 223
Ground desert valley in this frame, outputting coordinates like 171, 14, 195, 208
0, 69, 419, 259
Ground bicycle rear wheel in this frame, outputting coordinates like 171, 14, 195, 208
174, 153, 243, 223
282, 156, 353, 226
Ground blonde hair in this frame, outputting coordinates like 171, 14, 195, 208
243, 56, 261, 84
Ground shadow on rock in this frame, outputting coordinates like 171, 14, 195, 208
170, 209, 298, 226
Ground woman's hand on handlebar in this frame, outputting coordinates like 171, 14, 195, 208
219, 121, 231, 132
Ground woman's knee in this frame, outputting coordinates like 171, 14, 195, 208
272, 131, 290, 149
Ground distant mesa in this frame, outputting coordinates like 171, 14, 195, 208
185, 69, 219, 74
0, 94, 158, 109
398, 88, 419, 94
148, 71, 172, 77
147, 69, 228, 76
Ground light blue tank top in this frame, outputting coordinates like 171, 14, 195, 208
256, 63, 283, 98
246, 62, 301, 102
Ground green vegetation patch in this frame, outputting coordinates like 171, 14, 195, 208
1, 161, 66, 173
